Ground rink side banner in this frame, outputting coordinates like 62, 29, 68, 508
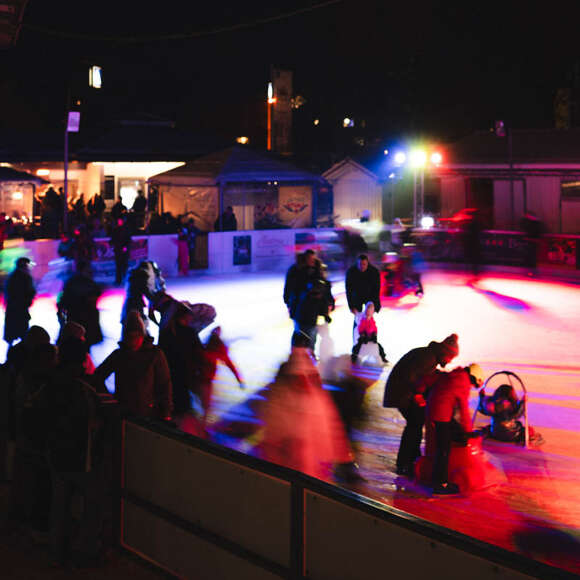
278, 185, 312, 228
92, 238, 149, 283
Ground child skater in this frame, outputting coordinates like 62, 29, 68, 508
351, 301, 388, 364
477, 384, 544, 445
197, 327, 244, 432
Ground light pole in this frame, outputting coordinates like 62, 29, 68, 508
266, 82, 276, 151
64, 110, 80, 233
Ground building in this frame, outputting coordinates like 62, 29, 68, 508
322, 157, 383, 224
437, 129, 580, 233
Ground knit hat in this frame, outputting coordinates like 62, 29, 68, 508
122, 310, 146, 339
467, 363, 485, 386
439, 333, 459, 358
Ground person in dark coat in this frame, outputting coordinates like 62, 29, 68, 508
110, 216, 132, 286
57, 262, 103, 348
3, 257, 36, 346
132, 190, 147, 228
214, 206, 238, 231
345, 254, 381, 341
158, 302, 205, 416
382, 333, 459, 477
40, 338, 106, 566
283, 249, 333, 352
92, 311, 173, 421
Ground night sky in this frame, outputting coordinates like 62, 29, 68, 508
1, 1, 579, 150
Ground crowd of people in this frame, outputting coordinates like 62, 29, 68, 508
0, 243, 543, 568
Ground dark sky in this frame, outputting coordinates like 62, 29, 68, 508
1, 0, 579, 148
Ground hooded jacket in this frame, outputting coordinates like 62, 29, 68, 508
382, 335, 458, 409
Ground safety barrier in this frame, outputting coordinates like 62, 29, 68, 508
119, 418, 575, 580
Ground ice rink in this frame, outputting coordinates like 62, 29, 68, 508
2, 267, 579, 574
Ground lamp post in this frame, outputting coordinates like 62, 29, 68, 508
266, 82, 276, 151
64, 110, 80, 234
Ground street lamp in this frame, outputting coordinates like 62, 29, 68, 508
266, 82, 276, 151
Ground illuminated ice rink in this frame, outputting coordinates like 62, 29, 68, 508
1, 268, 579, 573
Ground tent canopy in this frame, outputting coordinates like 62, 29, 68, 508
149, 146, 324, 186
148, 147, 332, 231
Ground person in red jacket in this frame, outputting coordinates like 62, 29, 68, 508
426, 363, 484, 495
196, 327, 244, 431
351, 301, 388, 364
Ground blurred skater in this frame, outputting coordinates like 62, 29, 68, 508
258, 343, 353, 480
3, 257, 36, 347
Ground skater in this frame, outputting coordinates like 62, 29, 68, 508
111, 215, 132, 286
351, 301, 388, 364
383, 333, 459, 477
3, 257, 36, 347
477, 384, 543, 445
158, 301, 205, 417
284, 249, 332, 352
425, 363, 484, 495
57, 262, 103, 348
197, 327, 244, 431
258, 341, 353, 480
345, 254, 381, 342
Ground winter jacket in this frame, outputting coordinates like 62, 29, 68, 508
284, 260, 331, 323
42, 373, 103, 473
158, 324, 204, 414
345, 263, 381, 313
382, 343, 445, 409
358, 316, 377, 336
93, 337, 173, 419
426, 367, 471, 432
3, 268, 35, 343
57, 274, 103, 346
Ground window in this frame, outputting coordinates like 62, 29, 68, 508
561, 180, 580, 199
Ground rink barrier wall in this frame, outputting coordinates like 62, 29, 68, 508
4, 233, 179, 285
119, 418, 576, 580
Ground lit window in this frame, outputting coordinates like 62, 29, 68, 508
89, 66, 102, 89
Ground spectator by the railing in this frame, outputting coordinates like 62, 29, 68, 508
92, 311, 173, 421
9, 341, 57, 535
41, 338, 107, 567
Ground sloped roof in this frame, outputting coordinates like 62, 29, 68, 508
323, 157, 379, 181
0, 166, 47, 184
444, 128, 580, 164
150, 146, 325, 184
